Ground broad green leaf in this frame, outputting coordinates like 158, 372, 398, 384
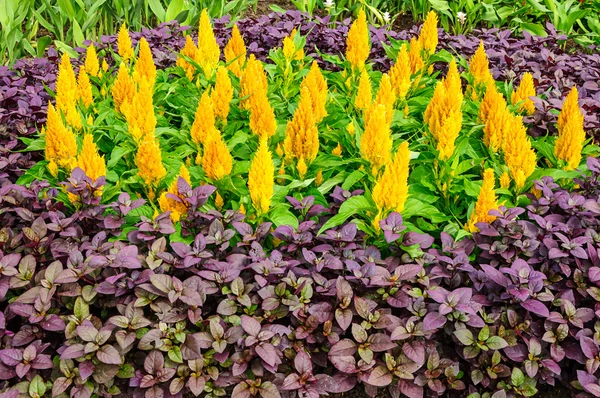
317, 195, 373, 235
269, 207, 299, 229
521, 22, 548, 37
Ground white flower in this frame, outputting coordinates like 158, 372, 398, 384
324, 0, 334, 8
383, 11, 391, 24
457, 11, 467, 25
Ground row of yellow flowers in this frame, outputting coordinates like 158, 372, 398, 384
40, 8, 588, 234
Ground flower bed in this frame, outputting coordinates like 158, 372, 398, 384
1, 9, 600, 398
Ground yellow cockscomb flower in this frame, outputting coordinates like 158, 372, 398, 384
503, 115, 537, 189
346, 8, 370, 70
44, 103, 78, 171
468, 41, 495, 97
479, 83, 505, 125
372, 141, 410, 213
297, 158, 308, 179
389, 44, 411, 100
122, 78, 156, 141
201, 131, 233, 180
135, 134, 166, 186
360, 104, 392, 174
213, 66, 234, 122
197, 9, 220, 77
159, 164, 191, 222
249, 86, 277, 140
372, 73, 396, 125
133, 37, 156, 87
436, 108, 462, 160
56, 53, 81, 130
283, 86, 319, 163
500, 171, 511, 188
554, 87, 585, 170
408, 37, 424, 75
301, 61, 328, 123
511, 72, 536, 115
84, 44, 100, 77
112, 64, 136, 113
177, 35, 199, 80
240, 54, 268, 110
190, 91, 217, 145
214, 191, 225, 210
248, 139, 275, 214
355, 69, 372, 110
315, 169, 324, 186
77, 68, 93, 108
418, 11, 439, 55
117, 23, 134, 63
77, 134, 106, 182
332, 143, 343, 157
466, 169, 498, 232
224, 24, 247, 77
282, 28, 304, 61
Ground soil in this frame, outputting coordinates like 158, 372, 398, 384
246, 0, 297, 18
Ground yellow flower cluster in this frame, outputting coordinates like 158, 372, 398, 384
178, 35, 200, 80
468, 41, 495, 98
300, 61, 328, 123
355, 70, 372, 110
408, 38, 424, 75
84, 44, 100, 77
240, 55, 268, 110
248, 139, 275, 214
77, 67, 93, 108
77, 134, 106, 182
466, 169, 498, 232
369, 74, 396, 126
418, 11, 439, 55
135, 134, 166, 187
372, 141, 410, 214
282, 29, 305, 61
389, 44, 411, 100
346, 8, 370, 70
56, 53, 82, 130
159, 165, 191, 222
480, 84, 511, 152
283, 86, 320, 176
190, 91, 218, 145
112, 64, 136, 113
117, 23, 134, 63
213, 66, 234, 122
361, 104, 392, 174
122, 78, 156, 141
554, 87, 585, 170
503, 115, 537, 189
224, 24, 247, 77
511, 72, 536, 115
44, 103, 78, 174
424, 58, 463, 159
201, 131, 233, 180
197, 9, 220, 77
133, 37, 156, 87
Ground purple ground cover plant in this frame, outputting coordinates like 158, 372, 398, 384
0, 158, 598, 397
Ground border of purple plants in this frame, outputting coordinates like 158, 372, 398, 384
1, 11, 599, 187
0, 158, 599, 397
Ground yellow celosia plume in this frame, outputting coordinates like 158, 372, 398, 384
301, 61, 328, 123
503, 115, 537, 189
389, 44, 411, 99
480, 84, 511, 153
249, 85, 277, 140
159, 164, 191, 222
224, 24, 247, 77
213, 66, 234, 122
135, 134, 166, 186
248, 139, 275, 214
44, 103, 78, 172
84, 44, 100, 77
201, 131, 233, 180
408, 38, 424, 75
190, 91, 217, 145
418, 11, 439, 55
500, 171, 511, 188
355, 70, 372, 110
360, 104, 392, 174
511, 72, 536, 115
282, 29, 305, 61
117, 23, 134, 63
372, 73, 396, 125
122, 78, 156, 141
554, 87, 585, 170
77, 134, 106, 182
468, 41, 495, 97
466, 169, 498, 232
372, 141, 410, 213
436, 108, 462, 160
240, 55, 268, 110
283, 86, 319, 163
56, 53, 81, 130
112, 64, 136, 113
197, 9, 220, 77
133, 37, 156, 87
77, 68, 93, 108
346, 8, 370, 70
177, 35, 199, 80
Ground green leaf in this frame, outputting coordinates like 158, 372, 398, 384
74, 297, 90, 320
342, 169, 365, 190
317, 195, 373, 235
168, 346, 183, 363
36, 36, 53, 58
117, 363, 135, 378
147, 0, 166, 22
269, 207, 299, 229
71, 19, 84, 47
511, 367, 525, 387
486, 336, 508, 350
29, 375, 46, 397
478, 326, 490, 341
521, 22, 548, 37
402, 197, 450, 223
165, 0, 184, 22
453, 329, 474, 346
